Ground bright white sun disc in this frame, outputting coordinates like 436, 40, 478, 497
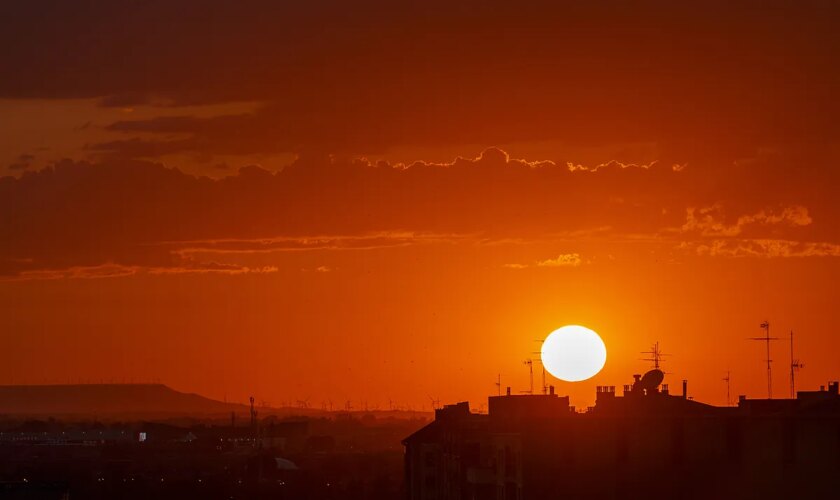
540, 325, 607, 382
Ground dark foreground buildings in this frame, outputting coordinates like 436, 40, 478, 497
0, 413, 418, 499
403, 372, 840, 500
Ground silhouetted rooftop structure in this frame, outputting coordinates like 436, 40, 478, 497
404, 372, 840, 500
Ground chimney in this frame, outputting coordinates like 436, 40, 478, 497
506, 386, 511, 396
682, 380, 688, 399
549, 385, 555, 395
829, 381, 839, 395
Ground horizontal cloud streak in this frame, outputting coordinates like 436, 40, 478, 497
682, 239, 840, 259
680, 205, 813, 238
537, 254, 583, 267
505, 253, 583, 269
0, 148, 836, 278
7, 262, 279, 281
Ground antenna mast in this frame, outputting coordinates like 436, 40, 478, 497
495, 374, 501, 397
789, 330, 804, 399
249, 396, 257, 428
541, 365, 547, 395
530, 339, 547, 394
641, 341, 667, 370
723, 371, 731, 406
749, 321, 779, 399
523, 359, 533, 395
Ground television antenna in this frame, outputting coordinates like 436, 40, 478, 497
641, 341, 668, 370
522, 359, 534, 395
749, 321, 779, 399
789, 330, 804, 399
541, 364, 547, 395
427, 395, 441, 410
495, 374, 501, 397
531, 340, 548, 394
723, 370, 731, 406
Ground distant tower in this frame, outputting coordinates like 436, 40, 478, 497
249, 396, 258, 428
749, 321, 779, 399
249, 396, 259, 448
789, 330, 804, 399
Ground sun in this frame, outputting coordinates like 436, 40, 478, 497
540, 325, 607, 382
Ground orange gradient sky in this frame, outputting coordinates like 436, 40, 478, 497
1, 0, 839, 410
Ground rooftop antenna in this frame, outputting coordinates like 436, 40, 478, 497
495, 374, 501, 397
641, 341, 668, 370
541, 365, 547, 395
427, 395, 440, 410
723, 370, 731, 406
749, 321, 779, 399
789, 330, 804, 399
530, 339, 548, 394
522, 359, 534, 395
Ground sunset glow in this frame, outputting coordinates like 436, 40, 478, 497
0, 1, 838, 413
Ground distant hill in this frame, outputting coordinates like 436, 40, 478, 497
0, 384, 245, 417
0, 384, 435, 420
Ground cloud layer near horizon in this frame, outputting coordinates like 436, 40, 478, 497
1, 148, 836, 278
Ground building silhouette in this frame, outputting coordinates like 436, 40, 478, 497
403, 371, 840, 499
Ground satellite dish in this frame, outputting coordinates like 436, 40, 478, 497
639, 369, 664, 392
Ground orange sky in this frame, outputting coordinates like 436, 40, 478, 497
1, 1, 839, 410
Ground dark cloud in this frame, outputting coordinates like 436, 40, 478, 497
1, 1, 838, 158
7, 154, 34, 171
1, 148, 836, 278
